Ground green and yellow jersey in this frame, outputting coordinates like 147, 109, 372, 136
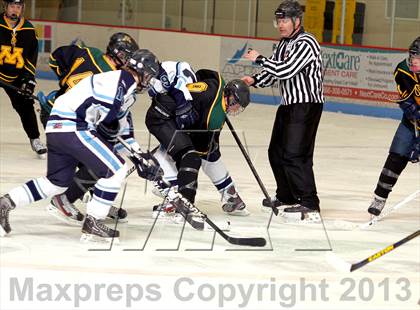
0, 14, 37, 84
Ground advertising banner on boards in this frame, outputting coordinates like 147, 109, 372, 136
219, 37, 406, 105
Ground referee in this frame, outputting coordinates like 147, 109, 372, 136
242, 0, 324, 223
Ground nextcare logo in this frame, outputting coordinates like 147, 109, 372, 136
322, 51, 361, 71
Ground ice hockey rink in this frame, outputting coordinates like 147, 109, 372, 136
0, 79, 419, 310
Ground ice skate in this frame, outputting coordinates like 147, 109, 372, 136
46, 194, 84, 226
280, 204, 321, 224
80, 214, 120, 243
153, 199, 175, 217
261, 195, 292, 213
107, 206, 128, 223
151, 179, 174, 198
221, 185, 250, 216
367, 195, 386, 216
30, 138, 47, 159
166, 190, 230, 231
0, 194, 16, 237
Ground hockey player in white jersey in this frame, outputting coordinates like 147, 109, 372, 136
149, 61, 249, 217
0, 49, 161, 241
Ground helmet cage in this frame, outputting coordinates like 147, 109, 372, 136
224, 79, 250, 117
126, 49, 159, 93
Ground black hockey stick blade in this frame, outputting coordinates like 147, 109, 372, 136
225, 117, 278, 216
349, 229, 420, 272
205, 217, 266, 247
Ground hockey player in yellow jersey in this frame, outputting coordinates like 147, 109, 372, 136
0, 0, 47, 158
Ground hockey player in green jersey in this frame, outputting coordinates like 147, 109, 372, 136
38, 32, 139, 126
368, 37, 420, 216
145, 69, 251, 230
0, 0, 47, 158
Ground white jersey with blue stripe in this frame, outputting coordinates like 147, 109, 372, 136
46, 70, 137, 134
149, 61, 196, 107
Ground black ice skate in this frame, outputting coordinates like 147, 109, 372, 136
107, 206, 128, 223
80, 214, 120, 243
169, 196, 206, 230
261, 195, 294, 213
280, 204, 321, 223
221, 185, 250, 216
367, 196, 386, 216
30, 138, 47, 159
46, 194, 84, 226
0, 194, 16, 237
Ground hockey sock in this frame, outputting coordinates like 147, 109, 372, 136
154, 146, 178, 184
374, 152, 408, 199
65, 167, 98, 203
201, 158, 234, 192
9, 177, 67, 207
177, 151, 201, 203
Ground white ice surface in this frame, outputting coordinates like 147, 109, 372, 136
0, 81, 419, 310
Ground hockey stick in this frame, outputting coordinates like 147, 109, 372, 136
118, 137, 267, 247
0, 79, 40, 101
224, 117, 279, 215
326, 230, 420, 272
331, 190, 420, 231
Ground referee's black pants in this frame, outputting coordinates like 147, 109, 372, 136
268, 102, 323, 211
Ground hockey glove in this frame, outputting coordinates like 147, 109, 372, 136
37, 90, 57, 114
20, 77, 36, 96
400, 100, 420, 122
97, 121, 120, 143
175, 101, 199, 130
128, 151, 164, 181
408, 136, 420, 163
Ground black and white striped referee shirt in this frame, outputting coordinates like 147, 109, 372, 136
252, 27, 324, 105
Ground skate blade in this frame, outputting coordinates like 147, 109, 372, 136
224, 208, 251, 217
37, 153, 47, 160
80, 233, 120, 244
0, 226, 10, 237
153, 213, 231, 232
261, 206, 287, 214
46, 205, 83, 227
280, 212, 321, 224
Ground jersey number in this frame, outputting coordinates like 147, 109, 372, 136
66, 71, 93, 89
0, 45, 24, 69
61, 57, 93, 89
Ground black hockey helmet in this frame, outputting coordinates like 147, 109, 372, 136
3, 0, 25, 20
106, 32, 139, 68
224, 79, 250, 116
4, 0, 24, 4
408, 37, 420, 73
275, 0, 303, 19
126, 49, 160, 92
409, 37, 420, 57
